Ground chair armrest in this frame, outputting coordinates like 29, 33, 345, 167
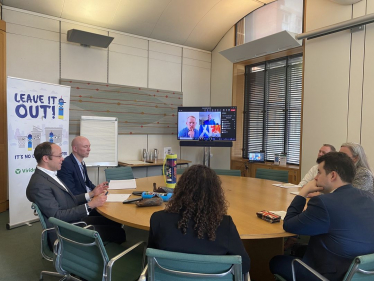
138, 264, 148, 281
106, 241, 146, 281
83, 224, 95, 230
72, 221, 87, 227
291, 259, 329, 281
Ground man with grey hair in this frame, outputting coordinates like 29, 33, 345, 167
299, 144, 336, 187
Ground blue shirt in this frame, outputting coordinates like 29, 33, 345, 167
178, 127, 199, 139
203, 119, 216, 125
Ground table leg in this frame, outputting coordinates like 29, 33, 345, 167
242, 238, 284, 281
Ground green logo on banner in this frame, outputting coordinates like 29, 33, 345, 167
15, 168, 35, 174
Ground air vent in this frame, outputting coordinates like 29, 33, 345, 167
220, 31, 301, 63
67, 29, 114, 48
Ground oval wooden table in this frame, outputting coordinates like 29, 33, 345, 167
97, 175, 300, 281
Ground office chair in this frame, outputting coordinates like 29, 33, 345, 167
176, 168, 186, 175
105, 166, 134, 182
214, 169, 242, 177
32, 203, 89, 280
255, 168, 288, 183
290, 255, 374, 281
31, 203, 64, 280
141, 248, 249, 281
49, 217, 146, 281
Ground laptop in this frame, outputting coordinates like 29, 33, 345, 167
248, 152, 265, 163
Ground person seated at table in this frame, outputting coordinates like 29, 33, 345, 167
270, 152, 374, 281
299, 143, 336, 187
58, 136, 108, 196
340, 142, 374, 194
26, 142, 126, 249
147, 164, 250, 275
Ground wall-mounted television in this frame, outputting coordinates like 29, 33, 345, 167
177, 106, 237, 141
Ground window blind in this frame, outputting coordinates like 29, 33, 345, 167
243, 54, 302, 164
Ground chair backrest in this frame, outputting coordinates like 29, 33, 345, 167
146, 248, 242, 281
214, 169, 241, 177
177, 168, 186, 175
48, 217, 109, 281
105, 166, 134, 182
255, 168, 288, 182
31, 203, 54, 261
343, 253, 374, 281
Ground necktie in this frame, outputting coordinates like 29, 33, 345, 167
80, 163, 86, 182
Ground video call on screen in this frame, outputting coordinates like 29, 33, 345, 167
177, 106, 237, 141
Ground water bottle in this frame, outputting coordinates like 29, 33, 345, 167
143, 149, 147, 162
154, 149, 158, 161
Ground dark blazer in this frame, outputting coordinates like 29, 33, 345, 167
283, 184, 374, 280
57, 153, 95, 195
26, 168, 88, 230
148, 211, 250, 274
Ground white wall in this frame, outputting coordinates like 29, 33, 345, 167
209, 27, 235, 169
301, 0, 374, 176
4, 7, 212, 184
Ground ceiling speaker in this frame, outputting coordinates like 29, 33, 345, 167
67, 29, 114, 48
329, 0, 363, 4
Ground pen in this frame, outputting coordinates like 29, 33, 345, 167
105, 191, 109, 195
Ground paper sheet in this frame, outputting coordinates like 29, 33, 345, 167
290, 191, 300, 196
269, 211, 287, 220
272, 183, 301, 188
106, 194, 130, 202
109, 179, 137, 190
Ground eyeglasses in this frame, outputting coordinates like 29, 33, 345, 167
48, 154, 63, 158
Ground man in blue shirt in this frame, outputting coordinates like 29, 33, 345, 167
178, 116, 199, 139
203, 114, 216, 125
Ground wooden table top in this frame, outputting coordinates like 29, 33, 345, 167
97, 175, 299, 239
118, 159, 191, 168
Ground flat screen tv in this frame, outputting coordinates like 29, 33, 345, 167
177, 106, 237, 141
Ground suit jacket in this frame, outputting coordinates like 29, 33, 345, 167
26, 168, 88, 229
57, 153, 95, 195
284, 184, 374, 280
148, 211, 250, 274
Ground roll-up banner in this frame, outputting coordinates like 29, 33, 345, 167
6, 77, 70, 229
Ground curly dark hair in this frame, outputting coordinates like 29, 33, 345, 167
165, 164, 228, 241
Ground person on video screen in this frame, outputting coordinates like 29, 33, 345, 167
179, 116, 199, 139
203, 114, 217, 125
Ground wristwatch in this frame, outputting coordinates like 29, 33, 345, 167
86, 204, 93, 213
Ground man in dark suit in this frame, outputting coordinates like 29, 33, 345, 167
57, 136, 107, 196
26, 142, 126, 249
270, 152, 374, 281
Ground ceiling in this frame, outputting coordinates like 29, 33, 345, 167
1, 0, 275, 51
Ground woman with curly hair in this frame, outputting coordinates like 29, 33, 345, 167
340, 142, 374, 194
147, 164, 250, 274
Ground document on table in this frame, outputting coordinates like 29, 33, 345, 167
290, 191, 300, 196
272, 183, 301, 188
109, 179, 137, 190
106, 194, 130, 202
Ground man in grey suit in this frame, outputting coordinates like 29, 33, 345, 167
26, 142, 126, 249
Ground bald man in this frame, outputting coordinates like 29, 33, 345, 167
57, 136, 107, 196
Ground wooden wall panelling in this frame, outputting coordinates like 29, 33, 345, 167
0, 20, 8, 212
61, 79, 182, 136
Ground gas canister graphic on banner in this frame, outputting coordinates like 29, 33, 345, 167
7, 77, 70, 227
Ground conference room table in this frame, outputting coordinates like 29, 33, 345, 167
97, 175, 300, 281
